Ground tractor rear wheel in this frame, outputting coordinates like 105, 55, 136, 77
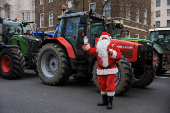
92, 56, 133, 96
37, 43, 71, 85
132, 65, 155, 88
0, 47, 25, 79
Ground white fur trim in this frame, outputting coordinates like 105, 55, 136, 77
101, 91, 107, 94
97, 68, 118, 75
111, 50, 117, 59
82, 44, 90, 51
100, 35, 111, 40
101, 56, 108, 67
107, 92, 115, 96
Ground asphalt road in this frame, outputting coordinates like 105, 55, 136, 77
0, 70, 170, 113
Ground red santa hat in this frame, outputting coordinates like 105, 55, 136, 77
100, 32, 111, 40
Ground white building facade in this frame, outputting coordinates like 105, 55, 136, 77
0, 0, 35, 31
151, 0, 170, 27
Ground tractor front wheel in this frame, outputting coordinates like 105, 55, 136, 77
37, 43, 71, 85
0, 47, 25, 79
132, 65, 155, 88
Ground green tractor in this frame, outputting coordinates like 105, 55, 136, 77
36, 9, 155, 95
1, 19, 43, 74
149, 27, 170, 75
0, 18, 25, 79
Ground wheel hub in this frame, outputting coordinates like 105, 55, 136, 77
41, 52, 58, 78
49, 57, 58, 72
1, 55, 11, 73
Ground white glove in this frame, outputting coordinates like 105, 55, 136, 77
83, 36, 88, 44
109, 49, 112, 54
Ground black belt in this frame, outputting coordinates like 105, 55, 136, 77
98, 62, 116, 69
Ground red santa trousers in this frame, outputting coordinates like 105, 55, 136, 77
97, 74, 115, 92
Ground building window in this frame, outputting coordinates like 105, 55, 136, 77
6, 8, 10, 18
49, 11, 53, 26
27, 12, 30, 20
143, 35, 146, 39
143, 9, 147, 25
156, 21, 160, 27
40, 13, 44, 28
168, 0, 170, 5
156, 10, 160, 17
126, 32, 130, 38
167, 20, 170, 26
40, 0, 44, 5
89, 2, 96, 12
136, 9, 139, 23
67, 1, 73, 8
22, 13, 24, 20
103, 1, 111, 18
167, 9, 170, 16
49, 0, 53, 2
126, 3, 130, 20
135, 34, 139, 38
156, 0, 160, 7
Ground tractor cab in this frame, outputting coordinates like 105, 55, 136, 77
57, 9, 105, 56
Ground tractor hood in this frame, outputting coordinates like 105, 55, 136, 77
117, 37, 164, 54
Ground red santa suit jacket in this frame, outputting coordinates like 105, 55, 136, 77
83, 42, 122, 75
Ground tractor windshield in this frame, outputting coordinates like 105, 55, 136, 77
150, 30, 170, 51
91, 22, 104, 47
23, 24, 32, 35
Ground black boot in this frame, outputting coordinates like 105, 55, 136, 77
97, 94, 108, 106
107, 96, 113, 109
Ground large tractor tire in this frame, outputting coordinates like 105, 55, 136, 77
37, 43, 71, 85
0, 47, 25, 79
92, 56, 133, 96
132, 65, 155, 88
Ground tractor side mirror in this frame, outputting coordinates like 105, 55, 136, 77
80, 14, 87, 24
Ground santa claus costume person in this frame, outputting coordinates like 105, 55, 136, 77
82, 32, 122, 109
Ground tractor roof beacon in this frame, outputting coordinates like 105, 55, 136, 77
37, 9, 149, 95
0, 17, 26, 79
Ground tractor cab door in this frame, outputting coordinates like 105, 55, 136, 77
57, 17, 86, 56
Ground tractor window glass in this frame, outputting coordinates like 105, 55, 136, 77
150, 30, 170, 51
111, 27, 121, 38
57, 19, 64, 38
23, 24, 32, 35
64, 17, 81, 53
91, 21, 104, 47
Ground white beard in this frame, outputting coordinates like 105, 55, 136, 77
96, 39, 110, 67
96, 39, 110, 58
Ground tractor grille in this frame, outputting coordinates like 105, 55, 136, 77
120, 49, 133, 58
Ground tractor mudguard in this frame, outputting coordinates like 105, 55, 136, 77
41, 37, 76, 58
0, 43, 19, 50
153, 43, 163, 54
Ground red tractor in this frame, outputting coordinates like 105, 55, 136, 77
36, 10, 152, 95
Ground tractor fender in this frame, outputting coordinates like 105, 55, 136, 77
39, 37, 76, 58
0, 43, 19, 51
153, 43, 163, 54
